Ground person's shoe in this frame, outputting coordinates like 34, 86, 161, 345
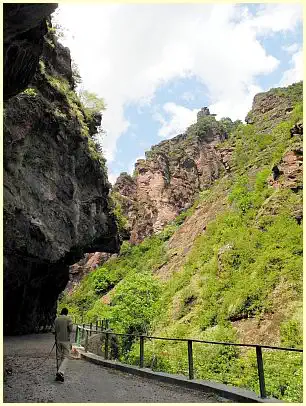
55, 372, 64, 382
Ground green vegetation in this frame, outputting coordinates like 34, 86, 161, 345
38, 52, 107, 168
110, 192, 129, 237
110, 272, 161, 334
72, 60, 82, 87
272, 81, 303, 104
232, 102, 303, 171
60, 231, 174, 327
39, 60, 46, 75
53, 107, 67, 120
79, 90, 106, 116
45, 36, 55, 49
59, 84, 302, 402
21, 88, 37, 97
186, 115, 241, 141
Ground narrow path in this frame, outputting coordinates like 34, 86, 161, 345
4, 333, 228, 402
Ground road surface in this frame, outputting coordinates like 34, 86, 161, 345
4, 333, 229, 402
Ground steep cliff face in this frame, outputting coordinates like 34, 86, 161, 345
4, 3, 57, 100
245, 82, 302, 131
113, 109, 233, 244
4, 6, 119, 334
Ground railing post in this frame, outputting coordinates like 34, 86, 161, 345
85, 330, 89, 353
90, 322, 92, 336
102, 320, 104, 331
82, 323, 85, 339
105, 332, 109, 359
140, 336, 144, 368
256, 346, 266, 398
98, 329, 103, 356
96, 320, 98, 333
188, 340, 194, 380
74, 325, 79, 343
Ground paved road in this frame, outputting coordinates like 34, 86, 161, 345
4, 333, 228, 403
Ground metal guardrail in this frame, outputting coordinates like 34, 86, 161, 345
75, 325, 303, 399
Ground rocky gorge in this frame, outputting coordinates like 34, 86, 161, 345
60, 80, 303, 401
66, 83, 303, 293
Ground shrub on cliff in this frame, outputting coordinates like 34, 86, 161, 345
110, 192, 129, 238
79, 89, 106, 120
110, 272, 161, 335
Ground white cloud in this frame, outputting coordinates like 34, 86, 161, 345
209, 84, 263, 120
54, 3, 302, 162
279, 48, 303, 86
180, 91, 195, 102
128, 156, 145, 175
154, 103, 198, 138
108, 171, 119, 186
242, 3, 302, 35
282, 43, 299, 54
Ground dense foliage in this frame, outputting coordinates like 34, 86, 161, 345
59, 83, 303, 402
187, 114, 242, 141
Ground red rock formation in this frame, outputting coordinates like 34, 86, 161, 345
113, 109, 232, 244
245, 81, 303, 132
269, 122, 303, 191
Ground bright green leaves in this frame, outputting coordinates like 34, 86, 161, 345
110, 272, 161, 334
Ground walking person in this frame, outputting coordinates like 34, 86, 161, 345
54, 308, 73, 382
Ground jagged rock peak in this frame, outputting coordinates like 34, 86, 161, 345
245, 81, 303, 131
197, 106, 217, 121
114, 112, 231, 244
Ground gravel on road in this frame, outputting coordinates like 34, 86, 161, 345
4, 333, 229, 403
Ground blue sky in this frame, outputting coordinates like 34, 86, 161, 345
54, 3, 303, 183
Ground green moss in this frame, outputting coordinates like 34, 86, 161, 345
44, 36, 55, 49
109, 192, 129, 236
39, 59, 46, 75
53, 107, 67, 120
40, 68, 108, 169
20, 87, 37, 97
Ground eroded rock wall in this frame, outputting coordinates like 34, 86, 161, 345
113, 110, 229, 244
245, 81, 303, 132
4, 5, 119, 334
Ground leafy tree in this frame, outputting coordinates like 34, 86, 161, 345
219, 117, 242, 135
79, 90, 106, 114
71, 60, 82, 87
110, 272, 161, 335
110, 192, 129, 236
